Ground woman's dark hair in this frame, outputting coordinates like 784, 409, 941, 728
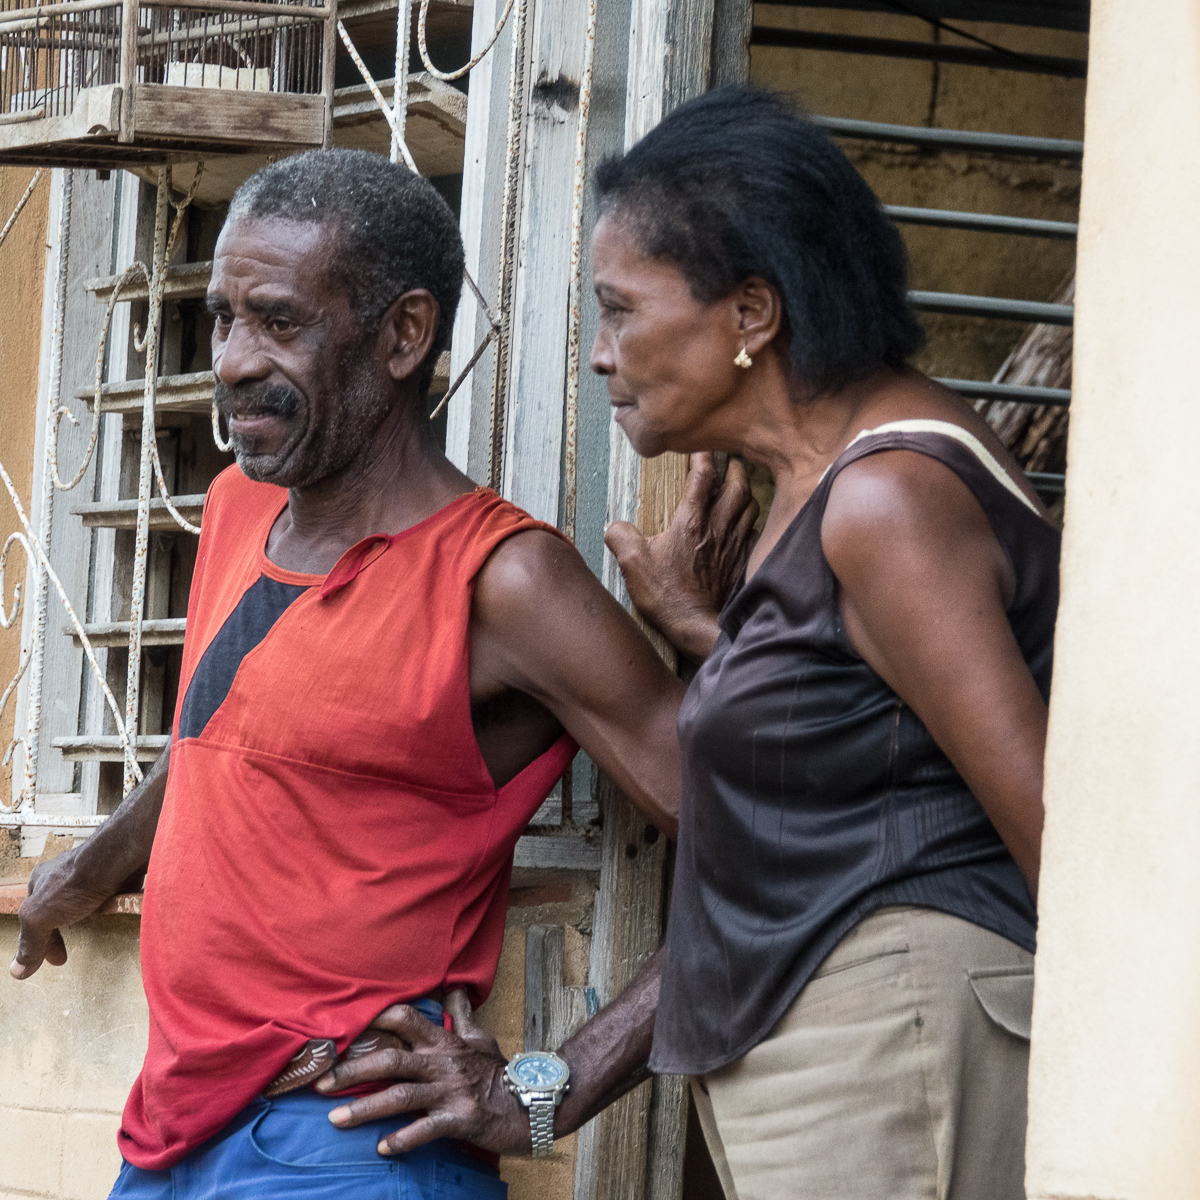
594, 87, 924, 396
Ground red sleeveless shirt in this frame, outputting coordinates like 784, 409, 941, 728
120, 467, 577, 1169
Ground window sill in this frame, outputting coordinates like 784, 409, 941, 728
0, 883, 142, 916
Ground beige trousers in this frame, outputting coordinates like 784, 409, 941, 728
691, 906, 1034, 1200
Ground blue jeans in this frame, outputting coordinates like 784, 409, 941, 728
108, 1089, 507, 1199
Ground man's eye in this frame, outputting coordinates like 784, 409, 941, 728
212, 312, 232, 330
267, 318, 295, 334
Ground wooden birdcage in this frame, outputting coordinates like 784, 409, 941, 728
0, 0, 336, 166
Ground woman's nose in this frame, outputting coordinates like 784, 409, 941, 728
590, 328, 614, 376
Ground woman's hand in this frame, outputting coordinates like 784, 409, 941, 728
605, 453, 759, 662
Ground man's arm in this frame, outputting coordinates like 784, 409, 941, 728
469, 526, 686, 836
10, 744, 170, 979
314, 950, 665, 1156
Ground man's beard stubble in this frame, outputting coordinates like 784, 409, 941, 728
215, 337, 394, 489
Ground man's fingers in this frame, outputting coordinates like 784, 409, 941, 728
603, 520, 648, 565
9, 923, 58, 980
365, 1004, 448, 1047
733, 495, 761, 546
314, 1044, 428, 1093
377, 1112, 458, 1157
327, 1082, 439, 1130
43, 929, 68, 968
443, 989, 499, 1053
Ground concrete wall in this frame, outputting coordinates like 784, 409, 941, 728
0, 915, 143, 1200
0, 166, 50, 769
1025, 1, 1200, 1196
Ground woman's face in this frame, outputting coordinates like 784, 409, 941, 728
589, 214, 751, 458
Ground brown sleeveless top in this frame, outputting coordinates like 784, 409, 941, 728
650, 423, 1057, 1075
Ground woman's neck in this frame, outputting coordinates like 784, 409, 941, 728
734, 366, 901, 498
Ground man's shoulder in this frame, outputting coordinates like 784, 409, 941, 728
472, 524, 587, 624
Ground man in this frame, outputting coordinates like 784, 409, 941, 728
9, 149, 708, 1197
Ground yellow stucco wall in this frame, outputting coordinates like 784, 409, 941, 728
0, 166, 50, 788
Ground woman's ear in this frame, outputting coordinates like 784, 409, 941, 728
736, 277, 783, 357
380, 288, 441, 384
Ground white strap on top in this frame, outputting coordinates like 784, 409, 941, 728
842, 418, 1039, 516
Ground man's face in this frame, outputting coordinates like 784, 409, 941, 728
207, 216, 393, 488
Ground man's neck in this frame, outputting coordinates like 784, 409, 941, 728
266, 399, 474, 576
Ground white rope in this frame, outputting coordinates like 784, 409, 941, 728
562, 0, 597, 544
336, 20, 420, 174
0, 458, 142, 810
0, 170, 43, 254
417, 0, 516, 82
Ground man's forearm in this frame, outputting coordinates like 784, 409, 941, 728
553, 946, 663, 1136
73, 743, 170, 891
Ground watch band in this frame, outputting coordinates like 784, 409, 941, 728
529, 1096, 556, 1158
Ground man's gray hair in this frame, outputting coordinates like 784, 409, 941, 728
229, 149, 465, 390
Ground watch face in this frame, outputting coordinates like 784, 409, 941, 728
511, 1053, 567, 1090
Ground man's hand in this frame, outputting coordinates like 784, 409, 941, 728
9, 849, 119, 979
604, 453, 758, 662
10, 744, 168, 980
314, 991, 531, 1156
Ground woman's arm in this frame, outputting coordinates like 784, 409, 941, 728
822, 449, 1047, 896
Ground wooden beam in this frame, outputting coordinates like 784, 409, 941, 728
499, 0, 592, 525
72, 496, 205, 530
582, 5, 718, 1198
129, 85, 326, 149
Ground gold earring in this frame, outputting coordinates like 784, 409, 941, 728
734, 347, 753, 369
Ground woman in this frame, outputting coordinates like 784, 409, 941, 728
596, 87, 1056, 1199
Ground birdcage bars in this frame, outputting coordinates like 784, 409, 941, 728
0, 0, 336, 167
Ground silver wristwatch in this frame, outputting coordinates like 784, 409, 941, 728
505, 1050, 570, 1158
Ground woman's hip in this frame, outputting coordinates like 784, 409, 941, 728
698, 906, 1033, 1200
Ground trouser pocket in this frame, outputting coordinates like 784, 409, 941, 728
967, 965, 1034, 1040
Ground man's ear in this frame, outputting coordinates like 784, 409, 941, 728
380, 288, 441, 384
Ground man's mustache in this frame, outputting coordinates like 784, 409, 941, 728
213, 381, 300, 421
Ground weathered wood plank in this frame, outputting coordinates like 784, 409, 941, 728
513, 834, 601, 872
11, 170, 120, 848
86, 260, 211, 303
499, 0, 590, 524
52, 734, 169, 761
710, 0, 752, 86
67, 618, 187, 648
72, 495, 205, 529
444, 0, 517, 478
129, 85, 326, 149
585, 4, 720, 1199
